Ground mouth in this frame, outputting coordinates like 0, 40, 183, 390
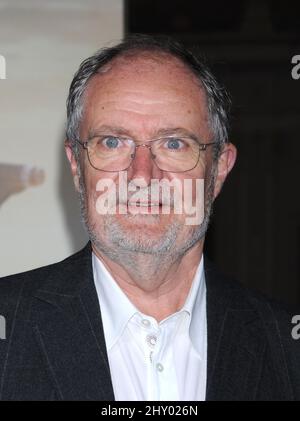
129, 202, 161, 206
125, 201, 162, 214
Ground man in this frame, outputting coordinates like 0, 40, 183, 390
0, 35, 299, 401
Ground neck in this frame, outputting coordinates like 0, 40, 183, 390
92, 240, 204, 322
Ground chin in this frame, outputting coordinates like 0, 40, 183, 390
91, 213, 181, 254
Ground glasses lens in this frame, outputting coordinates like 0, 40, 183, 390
87, 135, 133, 171
151, 137, 200, 172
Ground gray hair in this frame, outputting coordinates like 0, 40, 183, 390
66, 34, 231, 160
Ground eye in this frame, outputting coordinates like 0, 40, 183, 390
102, 136, 121, 149
164, 137, 184, 150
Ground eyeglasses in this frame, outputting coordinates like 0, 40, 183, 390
74, 134, 216, 173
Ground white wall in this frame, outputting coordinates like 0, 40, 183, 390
0, 0, 124, 276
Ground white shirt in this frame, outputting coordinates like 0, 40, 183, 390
92, 253, 207, 401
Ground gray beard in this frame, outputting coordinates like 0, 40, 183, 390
77, 165, 216, 268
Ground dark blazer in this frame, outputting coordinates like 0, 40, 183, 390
0, 242, 300, 401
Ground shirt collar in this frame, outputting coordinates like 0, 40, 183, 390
92, 253, 138, 351
92, 252, 206, 356
187, 256, 207, 358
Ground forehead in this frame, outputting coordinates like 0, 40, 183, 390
81, 53, 210, 137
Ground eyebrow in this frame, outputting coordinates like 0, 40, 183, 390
154, 127, 199, 141
87, 125, 130, 139
87, 125, 200, 142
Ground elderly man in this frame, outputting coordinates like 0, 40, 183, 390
0, 35, 299, 401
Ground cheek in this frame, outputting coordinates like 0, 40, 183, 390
83, 170, 97, 200
174, 160, 207, 192
85, 171, 120, 211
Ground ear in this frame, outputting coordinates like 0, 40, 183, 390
213, 142, 237, 199
64, 139, 81, 192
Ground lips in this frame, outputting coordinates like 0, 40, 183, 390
126, 202, 163, 214
127, 202, 161, 207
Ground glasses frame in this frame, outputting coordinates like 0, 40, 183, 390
73, 136, 217, 173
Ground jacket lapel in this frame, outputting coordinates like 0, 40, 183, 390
31, 243, 115, 401
204, 259, 266, 401
204, 258, 295, 400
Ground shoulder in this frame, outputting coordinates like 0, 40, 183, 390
0, 242, 92, 312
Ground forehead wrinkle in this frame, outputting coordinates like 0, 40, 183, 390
84, 83, 204, 122
90, 102, 187, 118
88, 97, 184, 107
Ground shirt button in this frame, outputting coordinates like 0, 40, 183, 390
142, 319, 150, 327
156, 363, 164, 372
146, 335, 157, 347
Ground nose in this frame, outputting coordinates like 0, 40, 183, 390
127, 143, 162, 186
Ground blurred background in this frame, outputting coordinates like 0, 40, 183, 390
0, 0, 123, 275
0, 0, 299, 306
